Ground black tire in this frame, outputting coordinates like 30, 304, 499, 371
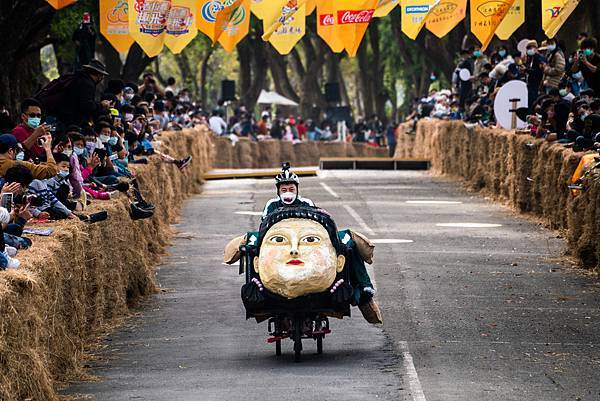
316, 336, 323, 355
275, 340, 282, 356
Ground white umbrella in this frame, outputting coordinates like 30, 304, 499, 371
257, 90, 299, 106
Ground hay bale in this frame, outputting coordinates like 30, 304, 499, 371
0, 126, 214, 401
257, 140, 281, 168
293, 142, 320, 166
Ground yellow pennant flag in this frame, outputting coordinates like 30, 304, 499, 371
262, 0, 307, 55
128, 0, 171, 57
401, 0, 438, 40
336, 0, 378, 57
495, 0, 524, 40
46, 0, 77, 9
316, 0, 344, 53
217, 0, 250, 52
100, 0, 135, 53
305, 0, 316, 15
164, 0, 197, 53
470, 0, 515, 50
425, 0, 466, 39
373, 0, 399, 18
542, 0, 581, 39
250, 0, 269, 19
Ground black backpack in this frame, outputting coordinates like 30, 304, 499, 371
34, 73, 77, 112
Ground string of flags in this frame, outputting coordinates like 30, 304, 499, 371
49, 0, 583, 57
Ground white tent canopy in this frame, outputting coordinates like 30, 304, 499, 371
256, 90, 299, 107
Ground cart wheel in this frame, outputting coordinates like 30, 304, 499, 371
316, 336, 323, 355
275, 340, 281, 356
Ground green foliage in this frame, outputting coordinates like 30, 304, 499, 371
49, 0, 99, 63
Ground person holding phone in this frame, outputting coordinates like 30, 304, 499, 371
571, 38, 600, 96
11, 98, 50, 160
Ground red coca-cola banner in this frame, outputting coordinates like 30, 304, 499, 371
337, 9, 375, 24
319, 13, 335, 26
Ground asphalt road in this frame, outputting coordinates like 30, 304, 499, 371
65, 170, 600, 401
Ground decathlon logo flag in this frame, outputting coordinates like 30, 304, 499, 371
470, 0, 515, 50
100, 0, 135, 53
164, 0, 197, 54
542, 0, 581, 38
425, 0, 466, 39
401, 0, 438, 40
128, 0, 171, 57
495, 0, 523, 40
373, 0, 399, 18
46, 0, 77, 9
262, 0, 307, 55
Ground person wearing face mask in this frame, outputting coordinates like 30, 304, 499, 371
262, 164, 315, 220
35, 59, 109, 129
572, 38, 600, 96
473, 45, 489, 78
68, 131, 86, 198
0, 134, 57, 179
11, 98, 51, 160
542, 39, 565, 91
524, 40, 547, 110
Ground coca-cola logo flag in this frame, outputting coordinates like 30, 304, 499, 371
323, 0, 377, 57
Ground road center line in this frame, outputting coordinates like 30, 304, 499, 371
398, 341, 428, 401
320, 182, 340, 198
342, 204, 375, 236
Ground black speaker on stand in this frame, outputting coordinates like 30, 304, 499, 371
221, 80, 236, 102
324, 82, 341, 103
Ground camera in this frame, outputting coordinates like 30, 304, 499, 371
14, 194, 43, 207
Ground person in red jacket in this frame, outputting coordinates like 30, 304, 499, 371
11, 98, 51, 161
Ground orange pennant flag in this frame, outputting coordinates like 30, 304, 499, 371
217, 0, 251, 52
128, 0, 171, 57
425, 0, 467, 39
262, 0, 307, 55
164, 0, 198, 53
316, 0, 344, 53
305, 0, 316, 15
100, 0, 135, 53
373, 0, 399, 18
46, 0, 77, 9
335, 0, 378, 57
470, 0, 515, 50
214, 0, 244, 43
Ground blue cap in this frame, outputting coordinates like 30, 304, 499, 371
0, 134, 18, 148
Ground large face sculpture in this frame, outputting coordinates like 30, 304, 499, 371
254, 218, 345, 299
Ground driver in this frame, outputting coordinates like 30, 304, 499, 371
262, 162, 314, 220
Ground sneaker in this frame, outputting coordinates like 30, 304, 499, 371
5, 246, 17, 257
137, 200, 155, 211
130, 202, 154, 220
3, 251, 20, 269
109, 191, 120, 199
175, 155, 192, 170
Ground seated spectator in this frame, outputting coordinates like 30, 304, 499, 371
0, 134, 57, 179
11, 98, 50, 161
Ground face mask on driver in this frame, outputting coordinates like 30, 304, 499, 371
280, 192, 297, 205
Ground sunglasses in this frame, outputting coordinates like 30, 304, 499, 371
26, 113, 42, 118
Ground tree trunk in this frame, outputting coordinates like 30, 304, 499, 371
237, 36, 268, 111
200, 48, 214, 108
368, 20, 387, 122
122, 43, 155, 83
265, 46, 300, 102
356, 40, 374, 118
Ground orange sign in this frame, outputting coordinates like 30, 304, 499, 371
164, 0, 197, 53
217, 0, 251, 52
316, 0, 344, 53
470, 0, 515, 50
425, 0, 467, 39
335, 0, 378, 57
100, 0, 135, 53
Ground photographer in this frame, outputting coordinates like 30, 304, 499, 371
12, 98, 53, 161
572, 38, 600, 95
0, 134, 58, 179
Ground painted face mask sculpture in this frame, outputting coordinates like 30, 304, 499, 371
254, 214, 345, 299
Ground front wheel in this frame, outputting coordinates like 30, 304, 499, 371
316, 336, 323, 354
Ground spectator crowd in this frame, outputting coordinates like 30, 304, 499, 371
407, 33, 600, 153
0, 60, 196, 271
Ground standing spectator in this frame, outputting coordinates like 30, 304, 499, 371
386, 122, 397, 158
524, 40, 546, 110
473, 45, 489, 77
209, 110, 227, 135
572, 38, 600, 95
165, 77, 177, 95
72, 12, 96, 69
456, 49, 474, 111
296, 118, 307, 141
543, 38, 566, 91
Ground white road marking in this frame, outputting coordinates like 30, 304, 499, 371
436, 223, 503, 228
371, 239, 414, 244
398, 341, 428, 401
320, 182, 340, 198
235, 211, 263, 216
343, 205, 375, 236
406, 200, 462, 205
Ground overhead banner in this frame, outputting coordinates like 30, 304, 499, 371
262, 0, 307, 55
305, 0, 316, 15
373, 0, 399, 17
217, 0, 250, 52
100, 0, 135, 53
401, 0, 438, 40
542, 0, 581, 38
316, 0, 344, 53
425, 0, 467, 39
214, 0, 244, 43
250, 0, 269, 19
495, 0, 524, 40
129, 0, 171, 57
46, 0, 77, 9
470, 0, 515, 50
336, 0, 378, 57
164, 0, 197, 53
